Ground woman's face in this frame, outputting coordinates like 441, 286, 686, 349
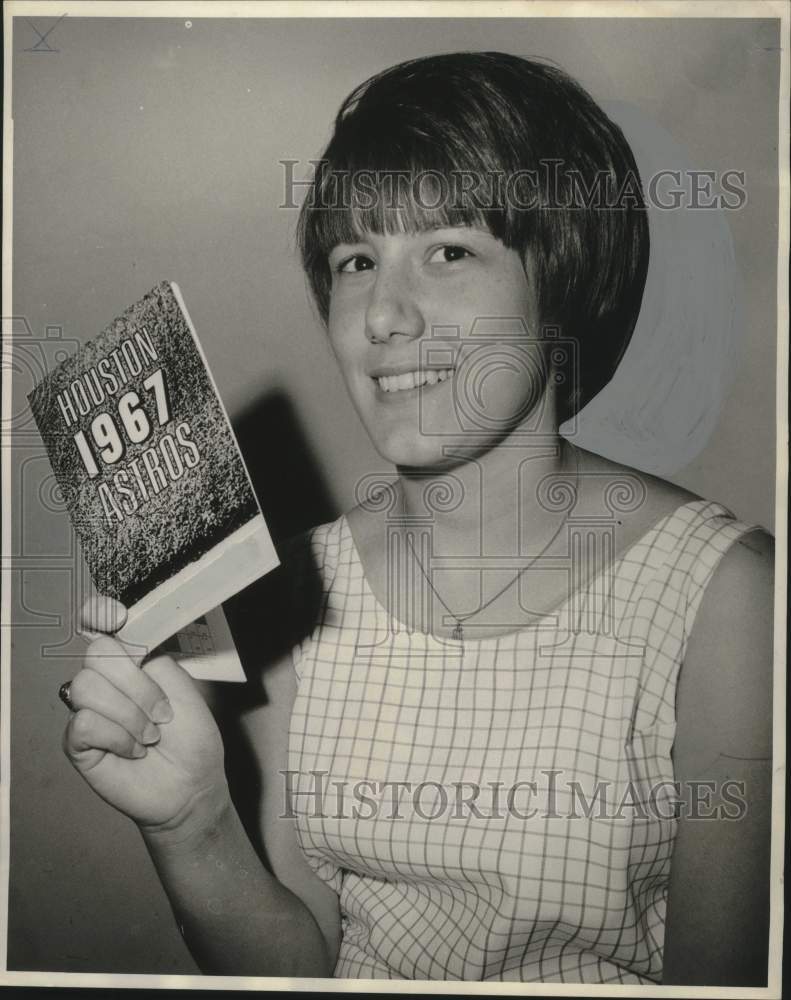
326, 224, 550, 469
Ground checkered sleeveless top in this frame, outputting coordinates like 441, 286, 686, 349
285, 500, 754, 982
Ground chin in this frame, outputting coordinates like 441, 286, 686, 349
374, 428, 491, 473
372, 429, 456, 471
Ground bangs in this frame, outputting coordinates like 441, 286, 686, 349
297, 104, 521, 322
303, 130, 510, 262
308, 171, 496, 257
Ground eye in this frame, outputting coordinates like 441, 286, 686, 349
335, 254, 376, 274
428, 245, 474, 264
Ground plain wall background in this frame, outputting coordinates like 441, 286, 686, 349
9, 15, 780, 974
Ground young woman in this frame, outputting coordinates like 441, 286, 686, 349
59, 53, 773, 985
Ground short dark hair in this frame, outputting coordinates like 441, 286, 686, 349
297, 51, 649, 422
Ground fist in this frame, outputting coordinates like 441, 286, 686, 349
62, 597, 230, 834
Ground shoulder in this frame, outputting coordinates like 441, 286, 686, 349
573, 447, 700, 543
575, 448, 775, 763
695, 526, 774, 602
276, 513, 349, 596
271, 514, 349, 595
276, 514, 345, 564
686, 525, 774, 667
675, 526, 774, 774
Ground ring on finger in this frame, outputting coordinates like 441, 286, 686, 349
58, 680, 75, 712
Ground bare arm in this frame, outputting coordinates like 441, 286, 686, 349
141, 789, 333, 977
232, 643, 343, 970
662, 531, 774, 986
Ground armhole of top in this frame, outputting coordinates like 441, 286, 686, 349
680, 517, 760, 649
626, 506, 759, 737
277, 526, 318, 686
667, 515, 761, 729
279, 518, 344, 685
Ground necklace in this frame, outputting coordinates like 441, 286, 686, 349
403, 444, 581, 643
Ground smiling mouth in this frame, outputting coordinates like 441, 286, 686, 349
375, 368, 456, 393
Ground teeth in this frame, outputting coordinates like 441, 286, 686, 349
376, 369, 455, 392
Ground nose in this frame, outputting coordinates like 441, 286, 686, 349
365, 262, 425, 344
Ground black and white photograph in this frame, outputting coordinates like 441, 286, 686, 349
2, 1, 787, 993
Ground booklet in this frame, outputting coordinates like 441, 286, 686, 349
153, 606, 245, 683
27, 281, 278, 680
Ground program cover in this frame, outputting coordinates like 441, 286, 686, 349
27, 280, 278, 664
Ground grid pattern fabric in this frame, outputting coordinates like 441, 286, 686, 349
286, 500, 754, 982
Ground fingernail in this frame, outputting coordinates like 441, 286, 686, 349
151, 699, 173, 724
142, 722, 160, 745
77, 627, 103, 643
132, 744, 147, 758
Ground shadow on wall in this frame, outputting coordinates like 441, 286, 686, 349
213, 388, 336, 863
233, 388, 338, 544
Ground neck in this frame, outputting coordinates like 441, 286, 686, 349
351, 392, 586, 639
395, 431, 577, 560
